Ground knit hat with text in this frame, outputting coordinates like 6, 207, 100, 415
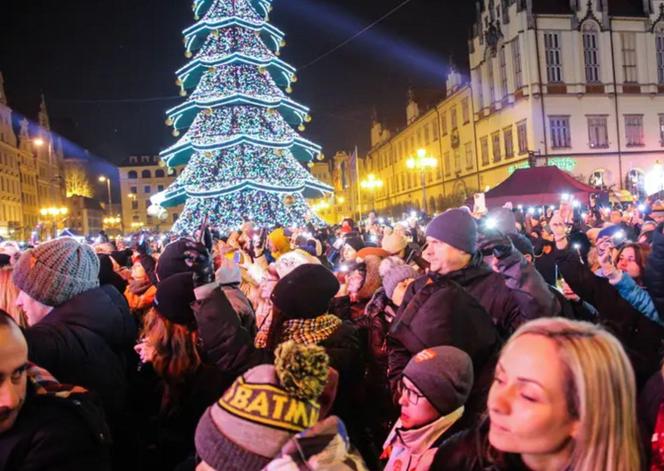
12, 237, 99, 307
194, 341, 335, 470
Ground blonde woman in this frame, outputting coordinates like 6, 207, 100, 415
0, 267, 26, 327
433, 317, 642, 471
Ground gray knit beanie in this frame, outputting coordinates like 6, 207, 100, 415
403, 346, 474, 416
382, 263, 417, 299
12, 237, 100, 307
425, 208, 477, 254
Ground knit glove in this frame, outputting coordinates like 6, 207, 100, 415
478, 230, 513, 260
184, 241, 214, 287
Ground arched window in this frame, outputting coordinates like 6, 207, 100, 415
155, 169, 165, 178
128, 170, 137, 179
582, 22, 601, 83
141, 170, 151, 179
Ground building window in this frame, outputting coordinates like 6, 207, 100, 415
517, 120, 528, 154
657, 27, 664, 85
624, 114, 644, 147
145, 200, 151, 208
491, 132, 501, 163
587, 115, 608, 148
157, 185, 164, 192
441, 114, 447, 136
128, 170, 137, 179
582, 23, 600, 83
476, 67, 484, 110
621, 32, 638, 83
480, 137, 489, 165
144, 185, 151, 193
499, 46, 508, 98
424, 125, 430, 144
550, 116, 571, 148
454, 150, 461, 173
130, 186, 137, 194
659, 114, 664, 145
461, 98, 470, 124
444, 151, 451, 176
464, 142, 474, 170
544, 32, 563, 83
131, 201, 138, 210
141, 170, 151, 179
450, 107, 458, 130
503, 127, 514, 158
432, 122, 439, 141
487, 59, 495, 104
172, 213, 178, 223
512, 39, 523, 89
155, 169, 165, 178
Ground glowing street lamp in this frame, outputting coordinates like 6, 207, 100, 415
98, 175, 112, 216
360, 174, 384, 212
406, 148, 437, 214
33, 138, 45, 147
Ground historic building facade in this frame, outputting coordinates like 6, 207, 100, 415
365, 0, 664, 216
0, 73, 65, 239
119, 155, 182, 231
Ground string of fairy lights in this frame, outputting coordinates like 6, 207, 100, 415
151, 0, 332, 234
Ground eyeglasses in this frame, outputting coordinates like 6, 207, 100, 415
397, 380, 425, 405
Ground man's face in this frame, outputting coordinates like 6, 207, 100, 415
0, 323, 29, 434
15, 291, 52, 326
423, 237, 471, 275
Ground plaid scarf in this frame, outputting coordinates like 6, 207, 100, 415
280, 314, 342, 345
28, 363, 87, 398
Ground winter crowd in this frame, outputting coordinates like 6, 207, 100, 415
1, 198, 664, 471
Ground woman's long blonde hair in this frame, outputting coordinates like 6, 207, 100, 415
0, 267, 26, 327
506, 317, 641, 471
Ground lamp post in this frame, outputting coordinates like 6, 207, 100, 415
406, 148, 437, 215
360, 174, 384, 214
98, 175, 112, 216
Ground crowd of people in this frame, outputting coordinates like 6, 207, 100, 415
0, 197, 663, 470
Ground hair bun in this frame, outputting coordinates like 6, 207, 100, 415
274, 341, 330, 401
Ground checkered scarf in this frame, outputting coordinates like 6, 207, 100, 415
280, 314, 342, 346
28, 363, 87, 398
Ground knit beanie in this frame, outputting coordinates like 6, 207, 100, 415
271, 264, 339, 319
195, 342, 331, 470
425, 208, 477, 254
356, 255, 384, 301
12, 237, 100, 307
154, 272, 195, 326
268, 228, 291, 258
381, 260, 417, 299
344, 235, 365, 253
273, 249, 320, 279
356, 247, 389, 261
403, 346, 474, 416
382, 232, 408, 256
156, 238, 193, 282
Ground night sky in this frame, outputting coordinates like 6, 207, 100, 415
0, 0, 475, 169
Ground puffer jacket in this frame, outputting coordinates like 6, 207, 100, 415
388, 275, 501, 427
610, 272, 662, 326
24, 285, 137, 414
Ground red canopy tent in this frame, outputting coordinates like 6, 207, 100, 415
480, 166, 596, 208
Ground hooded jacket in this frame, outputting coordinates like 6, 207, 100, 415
24, 285, 137, 414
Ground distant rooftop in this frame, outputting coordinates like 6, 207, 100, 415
119, 155, 161, 167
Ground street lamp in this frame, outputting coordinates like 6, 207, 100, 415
98, 175, 112, 216
33, 138, 45, 147
360, 173, 384, 214
406, 148, 437, 214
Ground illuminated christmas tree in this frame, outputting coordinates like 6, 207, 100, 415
151, 0, 332, 234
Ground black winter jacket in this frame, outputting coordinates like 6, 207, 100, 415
555, 246, 664, 388
646, 228, 664, 320
388, 275, 501, 425
400, 257, 522, 338
24, 285, 137, 414
0, 383, 111, 471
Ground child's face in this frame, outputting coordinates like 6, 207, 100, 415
397, 377, 440, 429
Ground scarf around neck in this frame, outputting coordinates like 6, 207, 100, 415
280, 314, 342, 345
